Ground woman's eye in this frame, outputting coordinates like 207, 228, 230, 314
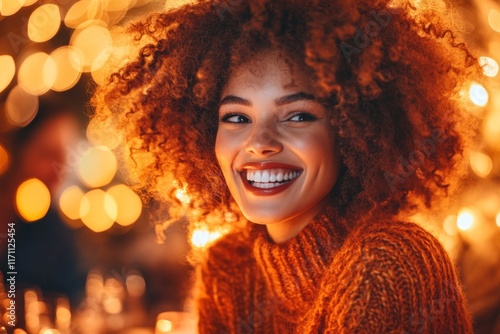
220, 113, 250, 123
288, 112, 317, 122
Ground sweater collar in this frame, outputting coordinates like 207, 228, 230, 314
250, 205, 348, 309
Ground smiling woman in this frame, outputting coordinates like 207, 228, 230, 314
91, 0, 479, 332
216, 50, 339, 243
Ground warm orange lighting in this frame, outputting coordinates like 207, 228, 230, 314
101, 0, 131, 12
457, 208, 475, 231
23, 0, 38, 6
156, 319, 173, 333
16, 178, 51, 222
0, 144, 10, 176
64, 0, 104, 29
0, 55, 15, 93
5, 85, 39, 127
469, 151, 493, 178
18, 52, 57, 95
488, 9, 500, 33
469, 83, 489, 107
103, 297, 122, 314
175, 187, 191, 205
80, 189, 117, 232
59, 185, 85, 220
50, 46, 83, 92
496, 213, 500, 228
86, 113, 122, 149
70, 23, 113, 72
77, 146, 117, 188
106, 184, 142, 226
484, 108, 500, 150
1, 0, 25, 16
478, 56, 499, 78
442, 215, 458, 236
191, 228, 223, 248
40, 329, 61, 334
27, 4, 61, 43
126, 274, 146, 297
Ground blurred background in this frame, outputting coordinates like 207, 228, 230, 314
0, 0, 498, 333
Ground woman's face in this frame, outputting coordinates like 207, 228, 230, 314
215, 51, 339, 242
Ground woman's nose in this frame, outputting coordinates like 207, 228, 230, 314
245, 123, 283, 157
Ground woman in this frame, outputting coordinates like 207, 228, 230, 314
92, 0, 479, 332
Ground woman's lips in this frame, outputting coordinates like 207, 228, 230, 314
238, 162, 302, 196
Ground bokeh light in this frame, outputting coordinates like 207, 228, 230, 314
64, 0, 104, 29
469, 82, 489, 107
50, 46, 83, 92
0, 0, 25, 16
106, 184, 142, 226
457, 208, 476, 231
156, 319, 173, 333
469, 151, 493, 178
27, 4, 61, 43
442, 215, 458, 236
191, 228, 223, 248
23, 0, 38, 6
15, 178, 51, 222
478, 56, 499, 78
496, 213, 500, 228
59, 185, 85, 220
86, 116, 122, 149
5, 85, 39, 127
126, 273, 146, 298
80, 189, 117, 232
0, 144, 10, 176
488, 9, 500, 33
18, 52, 57, 95
0, 55, 15, 93
77, 146, 117, 188
70, 23, 113, 72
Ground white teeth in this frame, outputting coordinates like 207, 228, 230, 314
254, 171, 262, 182
269, 173, 276, 182
245, 168, 301, 184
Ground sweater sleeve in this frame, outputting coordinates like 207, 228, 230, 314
299, 221, 473, 334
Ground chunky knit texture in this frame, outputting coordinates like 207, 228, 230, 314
196, 206, 473, 333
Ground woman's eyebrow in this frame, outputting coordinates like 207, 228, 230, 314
219, 92, 315, 107
275, 92, 315, 106
219, 95, 251, 106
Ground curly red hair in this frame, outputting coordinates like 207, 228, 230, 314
91, 0, 481, 232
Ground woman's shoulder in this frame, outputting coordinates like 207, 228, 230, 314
199, 227, 255, 277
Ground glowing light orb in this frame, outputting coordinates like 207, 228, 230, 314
496, 213, 500, 228
469, 83, 489, 107
77, 146, 117, 188
457, 209, 475, 231
64, 0, 104, 29
70, 24, 113, 72
18, 52, 57, 95
442, 215, 458, 236
0, 55, 15, 93
488, 9, 500, 33
80, 189, 117, 232
469, 151, 493, 178
16, 178, 51, 222
59, 185, 85, 220
1, 0, 25, 16
156, 319, 173, 333
478, 56, 499, 78
5, 86, 39, 127
106, 184, 142, 226
0, 144, 10, 176
27, 4, 61, 43
191, 228, 223, 248
50, 46, 83, 92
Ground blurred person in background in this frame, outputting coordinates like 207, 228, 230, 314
0, 98, 88, 307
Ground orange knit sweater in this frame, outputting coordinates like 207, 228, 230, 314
196, 206, 473, 333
